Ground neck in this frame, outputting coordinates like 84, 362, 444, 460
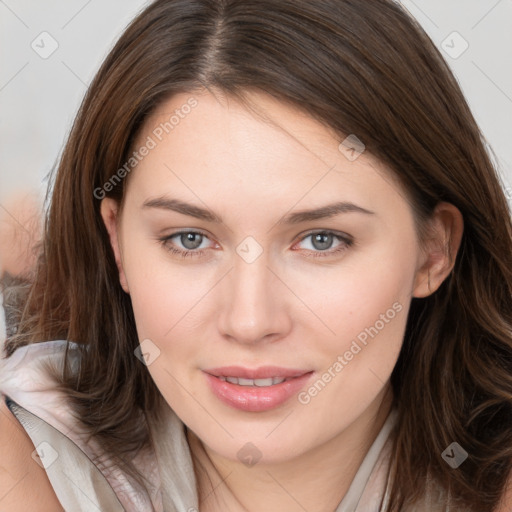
187, 385, 394, 512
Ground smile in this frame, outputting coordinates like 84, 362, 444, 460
203, 366, 314, 412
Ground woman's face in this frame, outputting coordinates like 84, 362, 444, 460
102, 90, 429, 465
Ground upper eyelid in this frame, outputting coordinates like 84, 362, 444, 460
296, 229, 352, 241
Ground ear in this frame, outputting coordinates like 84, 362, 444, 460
412, 202, 464, 298
100, 198, 130, 293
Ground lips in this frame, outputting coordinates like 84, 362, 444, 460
203, 366, 313, 412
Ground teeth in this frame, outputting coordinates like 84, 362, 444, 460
219, 376, 287, 386
238, 377, 255, 386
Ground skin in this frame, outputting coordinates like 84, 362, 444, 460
101, 89, 464, 511
0, 400, 64, 511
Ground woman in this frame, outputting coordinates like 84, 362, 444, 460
1, 0, 511, 510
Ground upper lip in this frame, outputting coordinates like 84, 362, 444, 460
204, 366, 311, 380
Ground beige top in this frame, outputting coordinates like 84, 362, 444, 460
0, 339, 426, 512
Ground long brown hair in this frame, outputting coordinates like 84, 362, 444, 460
4, 0, 512, 509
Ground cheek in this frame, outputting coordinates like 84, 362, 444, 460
124, 256, 211, 409
290, 238, 416, 411
295, 272, 410, 427
122, 237, 213, 339
294, 239, 417, 350
309, 284, 407, 401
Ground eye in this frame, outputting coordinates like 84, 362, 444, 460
159, 230, 214, 258
158, 229, 354, 259
294, 230, 353, 258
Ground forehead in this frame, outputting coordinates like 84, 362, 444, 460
125, 90, 410, 221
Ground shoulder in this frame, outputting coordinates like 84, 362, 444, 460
0, 397, 64, 511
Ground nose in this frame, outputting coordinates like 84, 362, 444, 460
217, 252, 292, 346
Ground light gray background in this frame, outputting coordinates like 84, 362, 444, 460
0, 0, 511, 206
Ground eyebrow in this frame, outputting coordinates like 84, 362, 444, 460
142, 196, 375, 224
142, 197, 222, 222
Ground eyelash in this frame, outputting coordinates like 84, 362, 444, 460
158, 230, 354, 259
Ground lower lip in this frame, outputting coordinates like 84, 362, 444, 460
204, 372, 313, 412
